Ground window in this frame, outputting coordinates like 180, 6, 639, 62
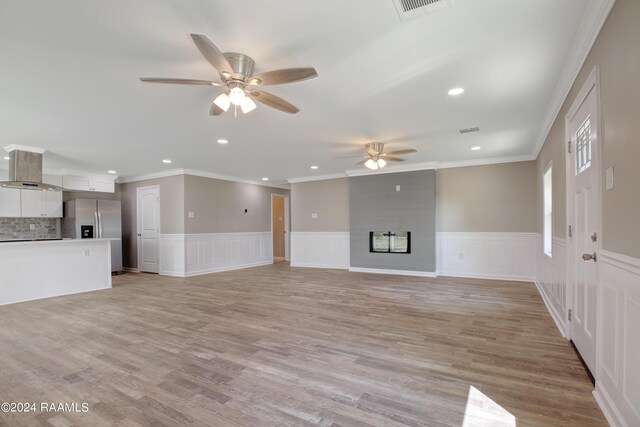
575, 116, 592, 174
369, 231, 411, 254
543, 166, 553, 257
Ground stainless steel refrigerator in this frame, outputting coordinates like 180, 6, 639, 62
62, 199, 123, 272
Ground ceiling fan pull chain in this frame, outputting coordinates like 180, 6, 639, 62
234, 104, 238, 119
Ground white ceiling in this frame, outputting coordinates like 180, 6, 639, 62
0, 0, 610, 185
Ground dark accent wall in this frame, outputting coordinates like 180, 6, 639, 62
349, 170, 436, 272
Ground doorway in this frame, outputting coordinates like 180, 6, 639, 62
271, 194, 289, 263
137, 185, 160, 273
566, 67, 601, 377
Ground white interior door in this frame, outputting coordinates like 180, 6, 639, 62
568, 81, 599, 374
137, 186, 160, 273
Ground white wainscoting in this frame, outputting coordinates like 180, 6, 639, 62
535, 236, 568, 337
437, 232, 537, 281
159, 234, 185, 277
290, 232, 350, 270
159, 232, 272, 277
593, 250, 640, 427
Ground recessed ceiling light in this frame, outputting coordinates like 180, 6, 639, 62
471, 146, 482, 151
448, 87, 465, 96
217, 139, 228, 144
261, 177, 269, 181
108, 170, 117, 174
310, 165, 319, 170
3, 157, 9, 160
162, 159, 172, 164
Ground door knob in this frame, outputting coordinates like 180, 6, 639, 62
582, 252, 597, 262
137, 233, 141, 237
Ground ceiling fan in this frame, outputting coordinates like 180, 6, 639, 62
352, 142, 417, 170
140, 34, 318, 116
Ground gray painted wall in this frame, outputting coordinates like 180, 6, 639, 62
437, 161, 537, 232
291, 178, 350, 232
537, 0, 640, 258
183, 175, 289, 233
349, 170, 436, 272
120, 175, 185, 269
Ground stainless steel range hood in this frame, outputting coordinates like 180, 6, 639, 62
0, 148, 62, 191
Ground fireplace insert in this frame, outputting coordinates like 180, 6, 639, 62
369, 231, 411, 254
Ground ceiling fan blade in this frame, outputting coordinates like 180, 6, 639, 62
140, 77, 223, 86
190, 34, 234, 76
384, 149, 417, 156
334, 155, 368, 159
210, 102, 225, 116
248, 68, 318, 86
248, 90, 299, 114
384, 156, 406, 162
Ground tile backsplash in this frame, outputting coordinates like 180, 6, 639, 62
0, 218, 61, 240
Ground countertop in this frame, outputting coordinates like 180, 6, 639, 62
0, 238, 120, 246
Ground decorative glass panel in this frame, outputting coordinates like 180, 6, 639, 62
576, 116, 592, 175
369, 232, 411, 254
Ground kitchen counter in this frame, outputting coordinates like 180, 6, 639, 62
0, 238, 113, 306
0, 237, 119, 245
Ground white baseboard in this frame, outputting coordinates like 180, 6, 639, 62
349, 267, 437, 278
291, 262, 349, 270
439, 271, 535, 282
185, 260, 273, 277
534, 280, 568, 338
594, 385, 627, 427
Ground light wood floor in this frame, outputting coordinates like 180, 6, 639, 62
0, 264, 606, 426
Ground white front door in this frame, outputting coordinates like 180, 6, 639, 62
137, 186, 160, 273
568, 79, 599, 374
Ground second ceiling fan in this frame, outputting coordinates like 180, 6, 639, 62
140, 34, 318, 116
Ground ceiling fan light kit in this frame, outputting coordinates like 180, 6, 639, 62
140, 34, 318, 117
357, 142, 417, 170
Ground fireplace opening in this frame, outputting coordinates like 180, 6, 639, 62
369, 231, 411, 254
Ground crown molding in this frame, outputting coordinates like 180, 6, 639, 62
287, 173, 347, 184
437, 154, 535, 169
4, 144, 46, 154
117, 168, 290, 190
286, 154, 535, 183
345, 161, 438, 177
532, 0, 616, 159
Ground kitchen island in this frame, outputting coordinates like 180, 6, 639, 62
0, 238, 114, 306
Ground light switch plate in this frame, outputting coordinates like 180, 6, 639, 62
606, 166, 614, 190
311, 213, 318, 219
29, 224, 35, 230
396, 185, 401, 191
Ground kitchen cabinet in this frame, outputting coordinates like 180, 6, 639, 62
63, 175, 115, 193
0, 188, 21, 217
20, 190, 62, 218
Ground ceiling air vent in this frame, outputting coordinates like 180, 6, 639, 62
393, 0, 452, 21
458, 127, 480, 134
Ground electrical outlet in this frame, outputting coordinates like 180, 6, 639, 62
311, 213, 318, 219
459, 253, 464, 260
396, 185, 401, 191
29, 224, 35, 231
83, 250, 90, 257
188, 211, 195, 218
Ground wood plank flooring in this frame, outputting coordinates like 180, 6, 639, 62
0, 264, 606, 426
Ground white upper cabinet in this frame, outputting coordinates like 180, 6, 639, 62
20, 190, 62, 218
0, 188, 22, 217
63, 175, 115, 193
